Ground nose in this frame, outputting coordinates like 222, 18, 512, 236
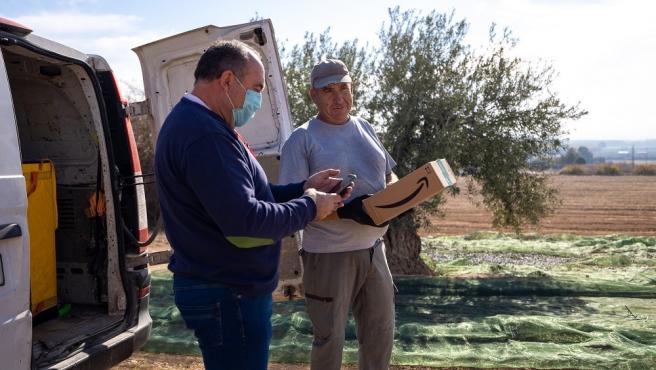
332, 92, 344, 104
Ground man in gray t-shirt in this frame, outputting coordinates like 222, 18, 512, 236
279, 59, 397, 370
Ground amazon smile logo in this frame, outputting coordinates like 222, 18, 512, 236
375, 177, 429, 209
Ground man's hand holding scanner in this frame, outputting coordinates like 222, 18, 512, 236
331, 173, 357, 197
304, 168, 342, 192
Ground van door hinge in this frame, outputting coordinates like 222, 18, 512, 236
128, 100, 151, 119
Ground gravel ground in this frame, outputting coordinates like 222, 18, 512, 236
425, 251, 575, 267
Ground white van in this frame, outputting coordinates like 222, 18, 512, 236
0, 16, 152, 370
0, 17, 300, 369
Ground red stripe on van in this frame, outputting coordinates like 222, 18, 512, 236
123, 118, 142, 173
138, 228, 149, 242
110, 73, 149, 243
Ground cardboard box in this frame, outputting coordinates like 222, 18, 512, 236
363, 159, 456, 225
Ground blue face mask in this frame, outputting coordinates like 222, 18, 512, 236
227, 77, 262, 127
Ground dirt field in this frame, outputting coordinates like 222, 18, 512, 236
422, 175, 656, 236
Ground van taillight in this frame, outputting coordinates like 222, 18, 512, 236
138, 285, 150, 299
111, 73, 149, 245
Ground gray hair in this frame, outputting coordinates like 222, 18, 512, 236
194, 40, 259, 82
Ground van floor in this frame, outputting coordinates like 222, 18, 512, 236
32, 305, 123, 364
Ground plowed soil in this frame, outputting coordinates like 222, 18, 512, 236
422, 175, 656, 236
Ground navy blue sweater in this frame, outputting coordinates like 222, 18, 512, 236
155, 98, 316, 295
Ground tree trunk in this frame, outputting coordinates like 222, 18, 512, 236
383, 217, 433, 275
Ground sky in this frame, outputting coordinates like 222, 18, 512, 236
1, 0, 654, 140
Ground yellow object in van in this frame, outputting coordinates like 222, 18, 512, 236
23, 161, 58, 316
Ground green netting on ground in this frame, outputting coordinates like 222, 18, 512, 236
144, 234, 656, 369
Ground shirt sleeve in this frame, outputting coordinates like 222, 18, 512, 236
279, 129, 311, 185
269, 181, 305, 203
183, 133, 316, 245
361, 119, 397, 174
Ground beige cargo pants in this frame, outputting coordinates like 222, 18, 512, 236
300, 240, 395, 370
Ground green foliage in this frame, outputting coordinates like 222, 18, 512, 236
368, 9, 470, 180
634, 164, 656, 176
559, 147, 581, 166
594, 163, 621, 175
577, 146, 593, 164
559, 165, 586, 175
280, 30, 373, 126
558, 163, 656, 176
367, 8, 584, 230
560, 146, 592, 166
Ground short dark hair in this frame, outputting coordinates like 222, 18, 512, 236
194, 40, 258, 82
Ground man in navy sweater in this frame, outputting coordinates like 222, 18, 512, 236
155, 40, 347, 370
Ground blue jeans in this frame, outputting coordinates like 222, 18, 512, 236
173, 275, 273, 370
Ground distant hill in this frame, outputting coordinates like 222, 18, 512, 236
567, 139, 656, 162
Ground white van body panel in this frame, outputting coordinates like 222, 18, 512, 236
133, 19, 295, 155
0, 51, 31, 370
22, 33, 89, 62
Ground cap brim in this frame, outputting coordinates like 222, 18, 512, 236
313, 74, 352, 89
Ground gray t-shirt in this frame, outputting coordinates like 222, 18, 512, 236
279, 116, 396, 253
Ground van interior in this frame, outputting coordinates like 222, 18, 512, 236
2, 45, 127, 367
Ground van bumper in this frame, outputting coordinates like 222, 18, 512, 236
46, 296, 152, 370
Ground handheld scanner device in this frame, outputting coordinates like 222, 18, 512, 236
336, 173, 357, 196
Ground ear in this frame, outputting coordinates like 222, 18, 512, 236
308, 88, 317, 103
217, 69, 235, 91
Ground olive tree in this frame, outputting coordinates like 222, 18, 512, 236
281, 8, 586, 274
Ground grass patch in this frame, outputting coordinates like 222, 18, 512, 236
594, 163, 622, 175
583, 255, 633, 267
634, 164, 656, 176
560, 165, 586, 175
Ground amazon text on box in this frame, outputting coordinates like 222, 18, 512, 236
363, 159, 456, 225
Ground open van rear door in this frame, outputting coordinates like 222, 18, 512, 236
0, 50, 31, 370
133, 19, 303, 299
